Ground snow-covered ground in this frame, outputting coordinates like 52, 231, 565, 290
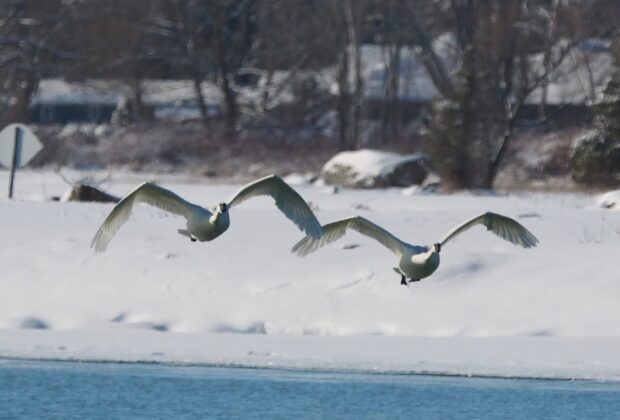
2, 170, 620, 380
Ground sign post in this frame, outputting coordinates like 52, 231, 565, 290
0, 123, 43, 199
8, 126, 24, 199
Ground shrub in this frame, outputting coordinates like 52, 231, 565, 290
571, 129, 620, 187
571, 38, 620, 187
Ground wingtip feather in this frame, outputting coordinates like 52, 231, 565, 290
291, 237, 313, 257
90, 231, 109, 253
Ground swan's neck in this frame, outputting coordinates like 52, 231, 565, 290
411, 247, 436, 264
424, 248, 437, 260
209, 210, 224, 224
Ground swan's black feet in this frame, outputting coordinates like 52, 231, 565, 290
190, 237, 197, 242
401, 276, 421, 285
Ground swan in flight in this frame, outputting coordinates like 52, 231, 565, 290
292, 212, 538, 285
92, 175, 323, 252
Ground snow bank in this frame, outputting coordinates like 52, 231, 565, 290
1, 170, 620, 379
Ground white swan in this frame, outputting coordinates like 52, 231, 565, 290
292, 212, 538, 284
92, 175, 323, 252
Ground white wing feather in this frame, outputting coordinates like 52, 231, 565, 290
227, 175, 323, 239
91, 182, 197, 252
292, 216, 406, 257
439, 212, 538, 248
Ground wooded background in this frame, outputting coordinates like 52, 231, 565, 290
1, 0, 619, 188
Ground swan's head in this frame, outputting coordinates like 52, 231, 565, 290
210, 203, 230, 224
432, 243, 441, 253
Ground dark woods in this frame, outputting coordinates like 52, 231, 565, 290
0, 0, 618, 188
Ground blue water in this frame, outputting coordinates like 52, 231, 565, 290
1, 360, 620, 419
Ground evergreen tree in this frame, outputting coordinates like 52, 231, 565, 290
572, 39, 620, 187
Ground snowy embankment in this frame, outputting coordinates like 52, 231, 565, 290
1, 170, 620, 380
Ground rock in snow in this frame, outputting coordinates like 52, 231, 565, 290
597, 190, 620, 209
60, 184, 120, 203
320, 149, 429, 188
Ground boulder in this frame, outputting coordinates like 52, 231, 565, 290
597, 190, 620, 210
60, 184, 120, 203
320, 149, 429, 188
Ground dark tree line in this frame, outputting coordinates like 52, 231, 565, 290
0, 0, 79, 127
1, 0, 618, 188
571, 35, 620, 187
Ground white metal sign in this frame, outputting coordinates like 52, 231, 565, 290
0, 123, 43, 169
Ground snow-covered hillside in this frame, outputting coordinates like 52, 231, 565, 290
1, 170, 620, 380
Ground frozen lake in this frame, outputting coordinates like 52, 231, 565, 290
1, 359, 619, 419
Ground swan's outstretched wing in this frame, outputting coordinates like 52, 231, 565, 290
292, 216, 406, 257
91, 182, 196, 252
439, 212, 538, 249
227, 175, 323, 239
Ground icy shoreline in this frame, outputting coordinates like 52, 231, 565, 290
2, 330, 620, 381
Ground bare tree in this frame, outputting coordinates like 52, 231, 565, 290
414, 0, 604, 189
256, 0, 332, 111
370, 0, 411, 144
326, 0, 366, 150
74, 0, 162, 122
0, 0, 79, 126
142, 0, 213, 120
206, 0, 258, 133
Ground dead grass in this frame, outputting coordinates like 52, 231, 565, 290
32, 121, 338, 181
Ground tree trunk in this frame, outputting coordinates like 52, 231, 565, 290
350, 41, 362, 150
216, 25, 239, 134
539, 0, 559, 119
344, 0, 362, 150
381, 43, 401, 144
4, 74, 38, 125
220, 71, 238, 133
130, 77, 146, 122
336, 48, 351, 151
192, 76, 208, 119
